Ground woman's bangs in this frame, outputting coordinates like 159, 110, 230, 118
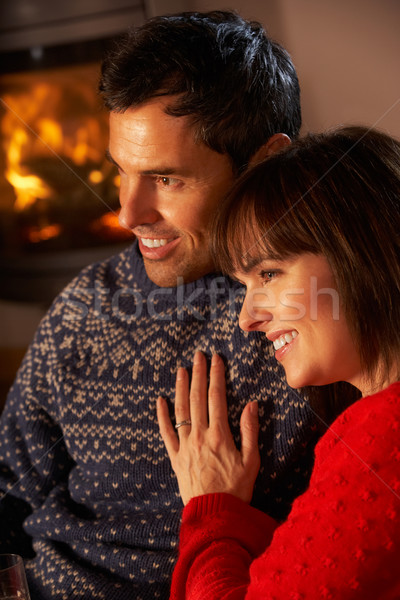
218, 189, 281, 275
212, 155, 322, 277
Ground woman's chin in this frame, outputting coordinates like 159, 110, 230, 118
284, 370, 314, 390
285, 369, 334, 390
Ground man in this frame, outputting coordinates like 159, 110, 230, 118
0, 11, 319, 599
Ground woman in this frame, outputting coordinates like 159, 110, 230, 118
157, 126, 400, 599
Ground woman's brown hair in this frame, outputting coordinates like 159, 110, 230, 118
212, 125, 400, 398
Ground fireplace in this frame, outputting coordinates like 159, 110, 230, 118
0, 0, 159, 303
0, 0, 188, 409
0, 57, 135, 302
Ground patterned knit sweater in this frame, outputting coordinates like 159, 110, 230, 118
170, 382, 400, 600
0, 242, 318, 600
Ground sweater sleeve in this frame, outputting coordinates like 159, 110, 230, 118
170, 493, 278, 600
170, 386, 400, 600
0, 313, 74, 554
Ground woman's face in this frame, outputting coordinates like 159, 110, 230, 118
236, 253, 362, 389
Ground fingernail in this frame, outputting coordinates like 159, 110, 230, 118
211, 354, 219, 366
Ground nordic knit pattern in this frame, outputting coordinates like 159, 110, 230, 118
0, 242, 318, 600
170, 382, 400, 600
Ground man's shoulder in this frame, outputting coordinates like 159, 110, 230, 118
61, 241, 145, 293
40, 242, 138, 321
42, 245, 246, 337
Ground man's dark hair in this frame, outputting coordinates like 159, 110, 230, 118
99, 10, 301, 173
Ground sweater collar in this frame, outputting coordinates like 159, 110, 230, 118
126, 239, 240, 296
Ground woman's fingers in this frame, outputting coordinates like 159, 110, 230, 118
240, 401, 261, 472
208, 354, 228, 425
189, 351, 209, 427
173, 367, 191, 433
157, 396, 179, 456
157, 355, 260, 505
174, 367, 190, 422
172, 353, 228, 433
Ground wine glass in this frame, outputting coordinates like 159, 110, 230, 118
0, 555, 31, 600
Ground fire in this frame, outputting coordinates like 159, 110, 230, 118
6, 170, 53, 211
38, 117, 63, 148
0, 68, 115, 219
3, 124, 52, 211
89, 211, 134, 242
88, 170, 104, 184
27, 223, 62, 243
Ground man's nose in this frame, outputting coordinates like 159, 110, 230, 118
238, 292, 273, 332
118, 179, 159, 230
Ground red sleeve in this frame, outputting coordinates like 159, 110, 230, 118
170, 385, 400, 600
170, 493, 278, 600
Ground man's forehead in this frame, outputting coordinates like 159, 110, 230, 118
109, 107, 203, 159
110, 99, 191, 131
109, 118, 187, 165
108, 105, 234, 182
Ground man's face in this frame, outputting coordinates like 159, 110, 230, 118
108, 98, 235, 286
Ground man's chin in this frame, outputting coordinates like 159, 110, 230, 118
143, 257, 212, 287
142, 259, 181, 288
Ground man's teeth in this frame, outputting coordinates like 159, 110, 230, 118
273, 331, 298, 350
141, 238, 169, 248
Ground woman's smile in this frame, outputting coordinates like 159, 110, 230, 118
237, 253, 362, 389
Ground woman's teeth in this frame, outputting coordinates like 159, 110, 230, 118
141, 238, 169, 248
273, 331, 298, 350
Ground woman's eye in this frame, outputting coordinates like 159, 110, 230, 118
259, 270, 278, 284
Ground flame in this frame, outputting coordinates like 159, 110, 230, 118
6, 169, 52, 211
37, 118, 63, 148
27, 223, 62, 243
1, 75, 108, 215
3, 125, 52, 210
88, 169, 104, 184
89, 211, 134, 241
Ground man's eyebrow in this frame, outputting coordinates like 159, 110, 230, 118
140, 168, 177, 176
105, 148, 119, 168
105, 150, 179, 177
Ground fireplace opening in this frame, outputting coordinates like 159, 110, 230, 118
0, 39, 134, 304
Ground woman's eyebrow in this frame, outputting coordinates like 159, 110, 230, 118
239, 252, 284, 273
237, 254, 265, 274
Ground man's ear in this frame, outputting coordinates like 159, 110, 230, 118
249, 133, 291, 167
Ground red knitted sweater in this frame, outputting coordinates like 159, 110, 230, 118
170, 382, 400, 600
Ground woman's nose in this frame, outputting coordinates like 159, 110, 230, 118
238, 291, 273, 332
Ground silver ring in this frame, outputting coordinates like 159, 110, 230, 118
175, 419, 192, 429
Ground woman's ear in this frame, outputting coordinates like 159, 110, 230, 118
248, 133, 291, 167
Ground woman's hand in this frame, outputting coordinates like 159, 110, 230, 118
157, 351, 261, 505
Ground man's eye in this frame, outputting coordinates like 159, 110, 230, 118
156, 176, 180, 187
